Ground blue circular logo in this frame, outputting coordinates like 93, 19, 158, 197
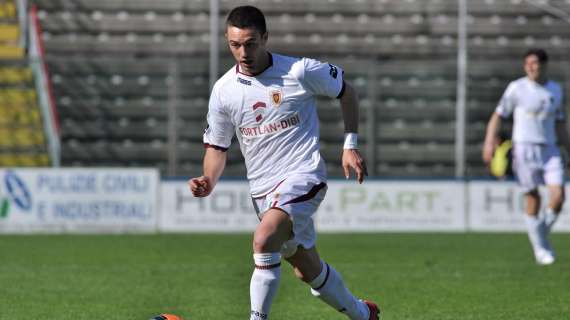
4, 171, 32, 211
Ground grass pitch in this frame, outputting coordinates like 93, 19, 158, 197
1, 233, 569, 319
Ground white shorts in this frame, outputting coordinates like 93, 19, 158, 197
251, 174, 327, 257
513, 143, 565, 193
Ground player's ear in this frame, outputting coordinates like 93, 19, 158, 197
261, 31, 268, 43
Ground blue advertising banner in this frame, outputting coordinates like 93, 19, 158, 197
0, 168, 159, 233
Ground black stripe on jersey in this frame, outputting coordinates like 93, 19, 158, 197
336, 80, 346, 99
204, 143, 229, 152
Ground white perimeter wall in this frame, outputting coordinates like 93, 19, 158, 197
1, 168, 570, 233
161, 179, 570, 233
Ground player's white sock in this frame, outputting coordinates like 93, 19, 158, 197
309, 260, 370, 320
250, 252, 282, 320
543, 207, 559, 233
523, 214, 549, 253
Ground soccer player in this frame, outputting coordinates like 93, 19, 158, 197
189, 5, 380, 320
483, 48, 570, 265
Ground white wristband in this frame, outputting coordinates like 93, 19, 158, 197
343, 133, 358, 149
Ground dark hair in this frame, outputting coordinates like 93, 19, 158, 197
226, 6, 267, 35
524, 48, 548, 64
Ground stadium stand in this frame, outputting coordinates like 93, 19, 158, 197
31, 0, 570, 177
0, 0, 50, 167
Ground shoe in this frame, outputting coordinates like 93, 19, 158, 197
535, 248, 555, 266
364, 300, 380, 320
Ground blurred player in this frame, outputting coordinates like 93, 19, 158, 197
189, 5, 380, 320
483, 48, 570, 265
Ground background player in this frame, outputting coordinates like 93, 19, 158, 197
483, 48, 570, 265
189, 5, 380, 320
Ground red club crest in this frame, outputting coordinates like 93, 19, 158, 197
270, 90, 282, 107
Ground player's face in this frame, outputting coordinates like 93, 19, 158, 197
524, 54, 546, 82
226, 26, 268, 76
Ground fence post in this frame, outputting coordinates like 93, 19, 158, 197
366, 61, 377, 176
455, 0, 468, 178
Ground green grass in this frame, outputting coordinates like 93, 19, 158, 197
0, 233, 569, 319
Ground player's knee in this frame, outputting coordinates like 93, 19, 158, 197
253, 228, 282, 253
551, 188, 565, 207
526, 189, 540, 199
253, 210, 292, 253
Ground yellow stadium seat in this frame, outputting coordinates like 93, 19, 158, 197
14, 128, 34, 146
32, 131, 46, 145
0, 24, 19, 42
0, 154, 8, 166
0, 45, 24, 58
0, 128, 12, 147
0, 152, 50, 166
19, 154, 35, 166
0, 89, 36, 104
0, 154, 17, 166
37, 154, 50, 166
0, 2, 16, 19
0, 67, 32, 84
0, 109, 8, 124
29, 109, 41, 123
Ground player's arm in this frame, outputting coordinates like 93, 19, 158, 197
555, 121, 570, 156
189, 86, 233, 197
340, 81, 368, 184
189, 147, 227, 197
482, 112, 503, 164
555, 96, 570, 156
484, 82, 515, 164
300, 59, 367, 183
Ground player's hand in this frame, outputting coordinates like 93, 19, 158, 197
482, 142, 495, 165
342, 149, 368, 184
189, 176, 214, 197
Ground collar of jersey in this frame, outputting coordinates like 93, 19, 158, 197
235, 52, 273, 77
526, 77, 550, 87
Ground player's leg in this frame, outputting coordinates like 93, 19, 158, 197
513, 144, 552, 264
523, 189, 544, 248
262, 175, 379, 318
544, 185, 564, 231
249, 208, 292, 320
285, 246, 378, 320
522, 189, 543, 248
543, 148, 566, 232
522, 190, 554, 264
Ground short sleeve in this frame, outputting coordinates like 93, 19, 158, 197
495, 82, 517, 118
300, 58, 344, 98
203, 87, 235, 151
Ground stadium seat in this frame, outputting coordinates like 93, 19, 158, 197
0, 1, 16, 19
32, 0, 569, 178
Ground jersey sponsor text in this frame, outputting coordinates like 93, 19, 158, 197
239, 113, 300, 138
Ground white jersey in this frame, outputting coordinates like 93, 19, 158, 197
203, 53, 344, 197
495, 77, 565, 145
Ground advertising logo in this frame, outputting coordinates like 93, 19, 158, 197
0, 170, 32, 219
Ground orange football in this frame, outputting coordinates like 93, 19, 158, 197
150, 314, 182, 320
